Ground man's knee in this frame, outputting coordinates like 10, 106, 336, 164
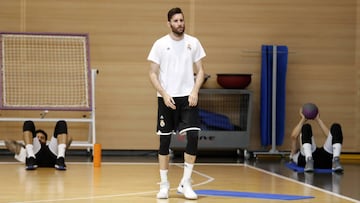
301, 124, 313, 144
331, 123, 343, 144
23, 120, 36, 137
186, 131, 198, 156
159, 135, 171, 155
54, 120, 68, 138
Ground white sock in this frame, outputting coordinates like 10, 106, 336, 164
332, 143, 342, 158
159, 169, 168, 183
303, 143, 312, 160
57, 144, 66, 158
25, 144, 35, 158
181, 162, 194, 183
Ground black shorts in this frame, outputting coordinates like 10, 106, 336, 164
35, 145, 57, 167
297, 147, 333, 169
157, 96, 201, 135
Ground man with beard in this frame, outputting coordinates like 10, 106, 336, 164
5, 120, 72, 170
147, 7, 206, 200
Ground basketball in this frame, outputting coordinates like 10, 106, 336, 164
302, 103, 318, 119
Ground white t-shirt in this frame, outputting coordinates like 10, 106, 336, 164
147, 34, 206, 97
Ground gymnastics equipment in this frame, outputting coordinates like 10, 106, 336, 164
254, 45, 289, 158
0, 32, 97, 153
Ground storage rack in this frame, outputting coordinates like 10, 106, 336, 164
170, 88, 252, 157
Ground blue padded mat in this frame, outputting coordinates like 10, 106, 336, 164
260, 45, 288, 146
285, 162, 333, 173
195, 189, 314, 200
199, 109, 235, 131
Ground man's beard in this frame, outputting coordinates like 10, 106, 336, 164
171, 25, 185, 36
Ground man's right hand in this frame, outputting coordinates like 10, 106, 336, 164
163, 94, 176, 110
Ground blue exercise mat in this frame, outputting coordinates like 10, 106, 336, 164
285, 162, 333, 173
199, 109, 235, 131
195, 189, 314, 200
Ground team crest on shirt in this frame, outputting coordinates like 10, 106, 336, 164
160, 115, 165, 127
187, 44, 191, 50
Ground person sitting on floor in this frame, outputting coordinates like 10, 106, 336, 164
5, 120, 72, 170
289, 108, 344, 173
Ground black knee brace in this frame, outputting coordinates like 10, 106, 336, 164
301, 124, 313, 144
159, 135, 171, 155
54, 120, 68, 138
331, 123, 343, 144
23, 120, 36, 137
185, 131, 198, 156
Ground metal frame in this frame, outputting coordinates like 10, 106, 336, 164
170, 88, 253, 155
253, 45, 288, 158
0, 32, 92, 111
0, 69, 98, 152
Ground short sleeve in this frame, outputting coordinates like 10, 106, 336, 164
147, 40, 161, 64
193, 38, 206, 62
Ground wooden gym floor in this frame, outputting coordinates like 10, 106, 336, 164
0, 151, 359, 203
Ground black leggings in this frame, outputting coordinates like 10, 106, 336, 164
301, 123, 343, 145
158, 131, 199, 156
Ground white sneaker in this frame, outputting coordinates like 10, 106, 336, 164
177, 179, 198, 200
304, 156, 314, 173
156, 181, 170, 199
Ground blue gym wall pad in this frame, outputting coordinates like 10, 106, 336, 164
260, 45, 288, 146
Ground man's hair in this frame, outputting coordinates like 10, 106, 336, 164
35, 129, 48, 141
167, 7, 183, 22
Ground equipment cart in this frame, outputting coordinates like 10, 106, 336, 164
170, 88, 253, 158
